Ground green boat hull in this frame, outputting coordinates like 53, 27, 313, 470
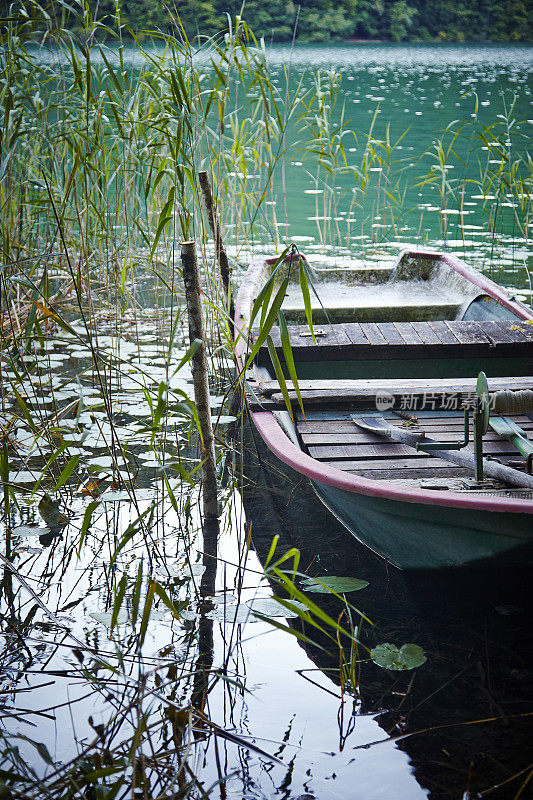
311, 479, 533, 570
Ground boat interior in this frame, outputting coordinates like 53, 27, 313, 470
277, 251, 520, 324
248, 251, 533, 495
294, 407, 533, 498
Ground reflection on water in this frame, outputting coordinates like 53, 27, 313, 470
3, 36, 532, 798
261, 41, 533, 69
33, 40, 533, 288
241, 421, 533, 799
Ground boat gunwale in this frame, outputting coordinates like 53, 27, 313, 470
235, 249, 533, 515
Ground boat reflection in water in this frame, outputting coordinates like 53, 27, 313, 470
241, 423, 533, 800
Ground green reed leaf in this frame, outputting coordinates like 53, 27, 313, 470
139, 580, 156, 645
278, 310, 304, 416
244, 274, 290, 372
266, 334, 293, 421
154, 582, 182, 619
53, 454, 81, 492
111, 575, 128, 632
131, 560, 143, 626
77, 500, 100, 557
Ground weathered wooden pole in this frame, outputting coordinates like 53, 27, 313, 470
181, 240, 218, 714
198, 170, 233, 320
181, 241, 219, 525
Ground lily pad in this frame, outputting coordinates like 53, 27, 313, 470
12, 525, 50, 538
156, 562, 205, 580
246, 597, 308, 618
370, 643, 427, 671
11, 471, 37, 484
100, 488, 158, 502
185, 563, 206, 579
210, 593, 237, 605
206, 605, 253, 624
301, 576, 369, 594
38, 495, 69, 527
90, 611, 128, 626
179, 608, 199, 621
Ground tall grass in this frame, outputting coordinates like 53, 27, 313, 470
0, 4, 532, 797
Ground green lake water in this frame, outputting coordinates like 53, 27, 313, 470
228, 42, 533, 292
1, 40, 532, 800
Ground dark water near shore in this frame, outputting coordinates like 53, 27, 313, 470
1, 40, 532, 800
235, 425, 533, 799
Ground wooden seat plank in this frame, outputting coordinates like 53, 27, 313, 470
427, 321, 462, 344
300, 430, 529, 445
493, 320, 533, 342
346, 467, 473, 480
481, 321, 515, 345
319, 457, 469, 471
376, 322, 405, 344
342, 322, 370, 346
255, 320, 533, 365
307, 440, 517, 460
447, 321, 492, 346
393, 322, 424, 344
260, 376, 533, 396
411, 321, 441, 344
361, 322, 388, 344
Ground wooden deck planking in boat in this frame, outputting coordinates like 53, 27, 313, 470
256, 320, 533, 363
427, 320, 461, 344
294, 409, 531, 487
297, 416, 533, 432
296, 410, 533, 425
362, 322, 388, 344
392, 322, 424, 344
306, 440, 519, 460
480, 320, 516, 344
330, 466, 473, 480
375, 322, 405, 344
410, 321, 441, 344
258, 376, 533, 396
300, 429, 532, 445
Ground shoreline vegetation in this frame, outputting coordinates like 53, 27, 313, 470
0, 2, 532, 798
1, 0, 532, 43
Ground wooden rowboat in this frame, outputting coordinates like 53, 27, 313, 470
234, 249, 533, 570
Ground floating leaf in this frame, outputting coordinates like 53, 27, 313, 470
12, 525, 49, 538
210, 593, 237, 605
206, 605, 253, 624
185, 563, 206, 579
38, 494, 68, 527
371, 643, 427, 671
301, 576, 369, 594
101, 489, 157, 502
90, 611, 128, 626
246, 597, 308, 618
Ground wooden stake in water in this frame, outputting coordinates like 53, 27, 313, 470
198, 170, 233, 318
182, 241, 218, 710
181, 241, 219, 524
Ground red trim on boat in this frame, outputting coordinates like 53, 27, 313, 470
235, 250, 533, 515
251, 410, 533, 514
411, 250, 532, 320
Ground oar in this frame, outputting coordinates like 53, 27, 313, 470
489, 416, 533, 460
351, 416, 533, 490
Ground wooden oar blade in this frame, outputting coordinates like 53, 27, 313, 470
351, 415, 424, 448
